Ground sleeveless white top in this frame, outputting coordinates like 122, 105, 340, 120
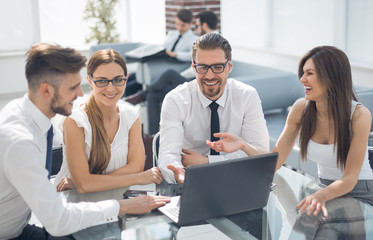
54, 102, 139, 185
307, 100, 373, 180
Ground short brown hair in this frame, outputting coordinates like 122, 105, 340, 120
25, 43, 86, 91
192, 33, 232, 62
177, 9, 193, 23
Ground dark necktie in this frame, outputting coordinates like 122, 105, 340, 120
171, 34, 182, 51
45, 125, 54, 179
209, 101, 220, 155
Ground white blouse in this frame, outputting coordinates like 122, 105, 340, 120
307, 100, 373, 180
54, 102, 139, 185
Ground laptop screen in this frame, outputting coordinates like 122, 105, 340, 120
176, 152, 278, 226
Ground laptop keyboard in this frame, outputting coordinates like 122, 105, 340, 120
162, 205, 180, 219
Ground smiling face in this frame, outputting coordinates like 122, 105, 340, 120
300, 58, 326, 102
88, 62, 127, 107
50, 72, 83, 116
194, 48, 232, 101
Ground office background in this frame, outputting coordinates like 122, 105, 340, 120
0, 0, 372, 100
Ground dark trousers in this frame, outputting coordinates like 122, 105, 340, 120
11, 224, 73, 240
146, 69, 190, 134
123, 74, 142, 97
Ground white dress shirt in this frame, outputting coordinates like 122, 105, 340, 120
158, 79, 270, 183
0, 95, 119, 239
163, 29, 198, 62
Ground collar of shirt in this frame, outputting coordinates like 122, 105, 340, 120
23, 94, 52, 135
196, 79, 229, 109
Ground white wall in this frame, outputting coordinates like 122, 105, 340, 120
0, 52, 28, 97
0, 0, 165, 98
221, 0, 373, 88
1, 0, 372, 98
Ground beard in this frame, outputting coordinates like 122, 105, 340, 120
50, 91, 73, 116
201, 78, 222, 99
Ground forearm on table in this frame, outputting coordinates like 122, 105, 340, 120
72, 173, 142, 193
315, 177, 358, 203
107, 162, 144, 176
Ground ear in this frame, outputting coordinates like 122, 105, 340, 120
87, 75, 94, 89
228, 60, 233, 74
39, 83, 54, 99
202, 22, 209, 31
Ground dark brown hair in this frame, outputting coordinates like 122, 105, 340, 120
192, 33, 232, 62
196, 11, 218, 30
298, 46, 357, 170
25, 43, 86, 91
85, 49, 127, 174
177, 9, 193, 23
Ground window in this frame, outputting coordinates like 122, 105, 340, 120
346, 0, 373, 66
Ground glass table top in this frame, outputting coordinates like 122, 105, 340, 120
67, 166, 373, 239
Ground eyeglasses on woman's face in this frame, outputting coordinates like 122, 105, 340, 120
89, 75, 127, 88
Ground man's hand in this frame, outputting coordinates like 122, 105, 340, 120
118, 195, 170, 215
167, 164, 185, 184
165, 49, 177, 58
181, 149, 208, 167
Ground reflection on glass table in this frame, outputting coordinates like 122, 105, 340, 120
66, 167, 373, 240
218, 167, 373, 239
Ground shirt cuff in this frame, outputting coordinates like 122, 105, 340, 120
208, 155, 225, 163
98, 200, 120, 223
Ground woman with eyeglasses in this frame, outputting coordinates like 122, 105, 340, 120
54, 49, 164, 192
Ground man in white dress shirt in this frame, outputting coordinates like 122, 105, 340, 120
158, 33, 270, 183
0, 43, 169, 239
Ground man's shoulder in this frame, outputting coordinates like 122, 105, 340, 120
228, 78, 257, 93
165, 80, 196, 101
0, 119, 34, 152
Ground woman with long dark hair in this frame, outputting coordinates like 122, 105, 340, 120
207, 46, 373, 217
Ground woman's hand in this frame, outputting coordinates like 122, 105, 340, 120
138, 167, 163, 185
296, 193, 328, 218
206, 133, 245, 153
56, 177, 76, 192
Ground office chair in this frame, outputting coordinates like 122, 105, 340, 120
152, 132, 160, 167
51, 146, 63, 176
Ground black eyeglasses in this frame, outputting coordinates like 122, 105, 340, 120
193, 60, 230, 74
89, 75, 127, 88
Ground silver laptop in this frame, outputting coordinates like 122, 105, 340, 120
158, 153, 278, 226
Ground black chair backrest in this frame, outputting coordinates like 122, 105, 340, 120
51, 146, 63, 176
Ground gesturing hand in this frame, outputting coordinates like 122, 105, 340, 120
167, 164, 185, 184
206, 133, 245, 153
